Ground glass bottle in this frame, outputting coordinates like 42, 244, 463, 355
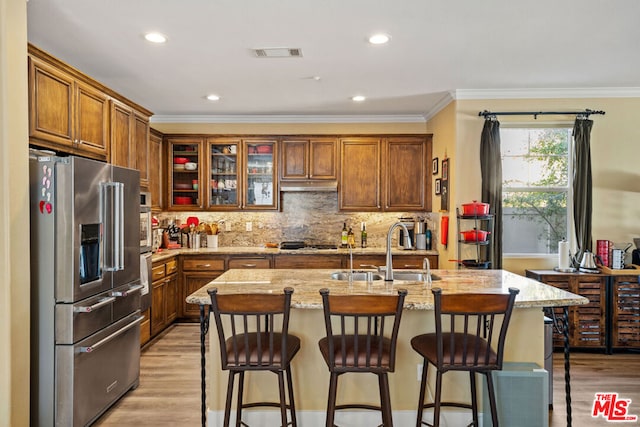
347, 227, 356, 248
341, 222, 348, 248
361, 222, 367, 248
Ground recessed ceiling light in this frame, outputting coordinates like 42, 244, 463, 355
144, 32, 167, 44
206, 94, 220, 101
352, 95, 366, 102
368, 33, 390, 45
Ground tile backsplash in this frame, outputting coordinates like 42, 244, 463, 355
156, 192, 439, 248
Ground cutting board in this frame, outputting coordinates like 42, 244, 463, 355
599, 264, 640, 275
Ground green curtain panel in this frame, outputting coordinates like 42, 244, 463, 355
480, 118, 502, 269
573, 118, 594, 265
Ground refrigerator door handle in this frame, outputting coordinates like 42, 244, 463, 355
102, 182, 125, 272
113, 182, 125, 271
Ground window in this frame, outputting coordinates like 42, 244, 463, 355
501, 127, 572, 255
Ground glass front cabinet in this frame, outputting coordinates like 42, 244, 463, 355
166, 137, 278, 211
167, 137, 203, 210
243, 139, 278, 210
207, 137, 240, 209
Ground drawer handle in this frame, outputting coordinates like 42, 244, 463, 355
73, 296, 116, 313
111, 284, 144, 297
196, 264, 211, 268
79, 316, 143, 353
403, 264, 419, 268
241, 263, 257, 268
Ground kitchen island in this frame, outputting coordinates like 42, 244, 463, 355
187, 269, 587, 427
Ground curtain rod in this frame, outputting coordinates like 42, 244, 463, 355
478, 109, 605, 119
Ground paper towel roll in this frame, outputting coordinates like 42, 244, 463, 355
558, 241, 570, 269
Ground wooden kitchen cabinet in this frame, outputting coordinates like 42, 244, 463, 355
207, 137, 241, 209
181, 257, 225, 320
28, 51, 109, 160
384, 136, 431, 211
274, 254, 343, 269
339, 137, 381, 211
228, 256, 272, 269
166, 137, 204, 210
149, 129, 163, 211
110, 100, 150, 190
151, 258, 179, 337
339, 136, 431, 212
526, 270, 607, 349
243, 139, 279, 210
281, 137, 337, 180
350, 254, 439, 270
110, 100, 135, 169
610, 274, 640, 350
135, 113, 150, 190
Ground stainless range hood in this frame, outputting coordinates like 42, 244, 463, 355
279, 181, 338, 192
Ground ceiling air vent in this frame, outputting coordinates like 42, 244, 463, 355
253, 48, 303, 58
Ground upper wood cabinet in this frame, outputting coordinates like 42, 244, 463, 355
207, 137, 241, 210
384, 136, 431, 211
110, 100, 150, 191
135, 113, 150, 190
281, 138, 337, 180
110, 100, 135, 169
166, 137, 204, 210
28, 54, 109, 160
243, 139, 278, 210
28, 44, 153, 181
149, 129, 164, 211
339, 135, 432, 212
339, 137, 382, 211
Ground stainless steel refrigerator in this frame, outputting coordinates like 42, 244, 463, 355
30, 152, 143, 426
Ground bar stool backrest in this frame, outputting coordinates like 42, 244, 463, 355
319, 288, 407, 373
432, 287, 519, 372
208, 287, 294, 370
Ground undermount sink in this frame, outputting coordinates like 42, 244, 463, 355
330, 271, 384, 281
330, 271, 440, 282
391, 271, 441, 281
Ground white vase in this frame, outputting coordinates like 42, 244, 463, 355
207, 235, 218, 248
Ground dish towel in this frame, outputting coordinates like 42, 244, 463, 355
140, 254, 149, 296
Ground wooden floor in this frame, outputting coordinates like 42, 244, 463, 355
95, 324, 640, 426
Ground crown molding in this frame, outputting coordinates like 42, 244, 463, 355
423, 92, 455, 120
150, 114, 427, 124
454, 87, 640, 100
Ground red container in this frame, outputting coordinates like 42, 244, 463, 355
256, 145, 273, 154
174, 196, 193, 205
174, 157, 189, 164
460, 229, 490, 242
461, 200, 490, 216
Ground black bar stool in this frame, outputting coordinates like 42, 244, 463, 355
411, 287, 519, 427
318, 288, 408, 427
208, 287, 300, 427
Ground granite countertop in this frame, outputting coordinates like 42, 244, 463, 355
186, 268, 588, 310
152, 246, 438, 263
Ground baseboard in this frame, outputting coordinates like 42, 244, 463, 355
206, 408, 477, 426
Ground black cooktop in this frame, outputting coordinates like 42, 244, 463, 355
280, 241, 338, 250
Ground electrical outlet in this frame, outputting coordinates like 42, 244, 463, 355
417, 364, 423, 381
225, 222, 231, 232
246, 222, 252, 232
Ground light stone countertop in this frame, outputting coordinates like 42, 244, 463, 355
152, 246, 438, 263
186, 268, 588, 310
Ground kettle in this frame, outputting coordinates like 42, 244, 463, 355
579, 250, 599, 272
